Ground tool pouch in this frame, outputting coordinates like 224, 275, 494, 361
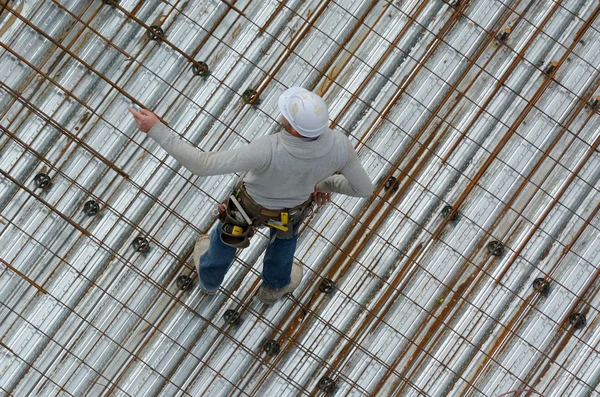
218, 196, 254, 249
217, 183, 313, 248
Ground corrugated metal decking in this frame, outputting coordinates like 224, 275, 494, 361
1, 0, 600, 396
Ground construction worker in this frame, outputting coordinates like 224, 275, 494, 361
129, 87, 373, 304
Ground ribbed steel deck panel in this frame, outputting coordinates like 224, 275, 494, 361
1, 0, 600, 396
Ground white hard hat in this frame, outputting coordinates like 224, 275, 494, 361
278, 87, 329, 138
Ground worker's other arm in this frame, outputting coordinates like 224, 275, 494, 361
148, 121, 270, 176
316, 143, 373, 197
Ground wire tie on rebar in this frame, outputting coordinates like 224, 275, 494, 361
83, 200, 100, 216
569, 312, 586, 330
544, 61, 557, 75
319, 278, 335, 294
318, 376, 336, 393
176, 275, 193, 291
532, 278, 550, 297
223, 309, 241, 326
242, 88, 261, 106
263, 339, 281, 356
191, 61, 210, 77
147, 25, 164, 41
486, 240, 504, 257
497, 27, 511, 41
441, 204, 459, 222
132, 236, 150, 253
33, 173, 51, 189
384, 176, 398, 193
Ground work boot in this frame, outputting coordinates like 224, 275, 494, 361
257, 261, 303, 305
193, 235, 218, 295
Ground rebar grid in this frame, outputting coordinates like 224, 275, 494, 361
1, 0, 600, 396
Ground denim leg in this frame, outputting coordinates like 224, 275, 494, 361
262, 223, 299, 289
198, 221, 237, 290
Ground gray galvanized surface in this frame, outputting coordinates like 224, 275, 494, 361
0, 0, 599, 396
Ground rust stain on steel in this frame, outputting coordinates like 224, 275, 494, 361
467, 62, 600, 397
258, 0, 286, 34
319, 65, 341, 95
529, 322, 586, 393
3, 2, 79, 103
377, 0, 591, 390
446, 34, 600, 397
402, 272, 476, 371
0, 168, 264, 396
286, 117, 443, 394
0, 0, 22, 37
230, 23, 242, 39
0, 258, 49, 295
3, 0, 599, 395
0, 82, 130, 179
264, 5, 483, 385
1, 4, 166, 123
253, 0, 332, 100
316, 0, 457, 283
315, 0, 379, 95
522, 199, 600, 389
220, 0, 246, 17
131, 0, 146, 15
433, 0, 581, 245
329, 0, 431, 130
151, 13, 168, 26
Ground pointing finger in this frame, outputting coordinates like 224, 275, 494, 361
128, 107, 142, 119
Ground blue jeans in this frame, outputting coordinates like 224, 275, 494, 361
198, 221, 299, 291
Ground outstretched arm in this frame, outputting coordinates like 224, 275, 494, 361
130, 108, 270, 176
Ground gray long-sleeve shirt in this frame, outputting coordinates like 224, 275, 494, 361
148, 122, 373, 209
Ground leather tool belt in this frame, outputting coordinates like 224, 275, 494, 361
217, 182, 313, 248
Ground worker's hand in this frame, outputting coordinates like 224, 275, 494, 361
129, 107, 159, 133
313, 185, 331, 208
